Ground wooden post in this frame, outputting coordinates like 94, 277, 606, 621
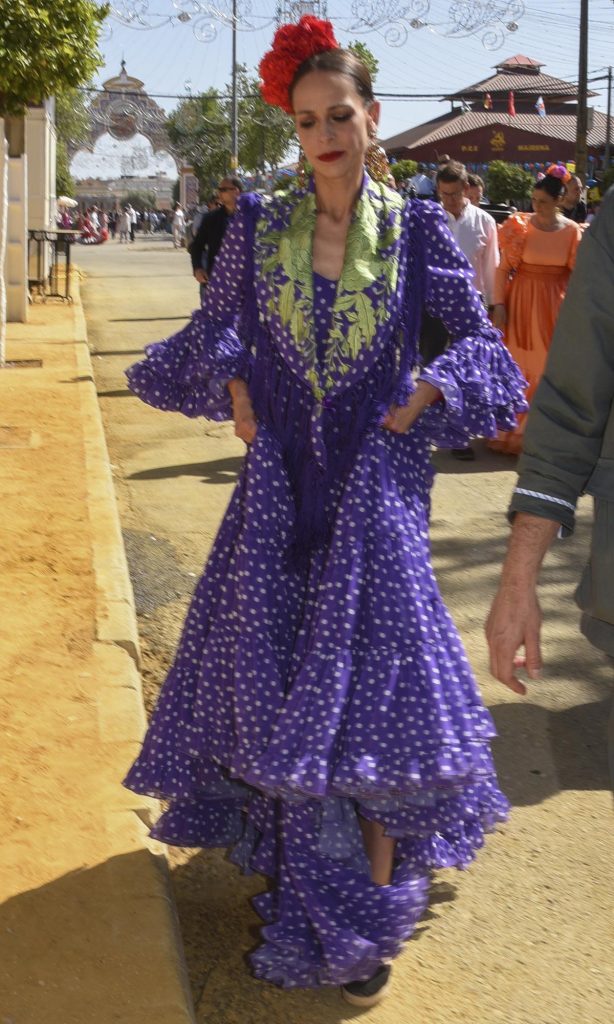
605, 66, 612, 169
574, 0, 589, 182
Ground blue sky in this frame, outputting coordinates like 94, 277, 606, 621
96, 1, 614, 142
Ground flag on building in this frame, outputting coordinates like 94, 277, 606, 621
535, 95, 546, 117
508, 91, 516, 117
483, 92, 493, 110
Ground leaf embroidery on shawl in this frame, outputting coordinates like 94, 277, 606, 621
255, 176, 404, 401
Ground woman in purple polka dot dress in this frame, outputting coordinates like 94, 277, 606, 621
123, 17, 527, 1007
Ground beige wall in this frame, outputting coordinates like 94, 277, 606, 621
6, 154, 28, 322
26, 101, 56, 230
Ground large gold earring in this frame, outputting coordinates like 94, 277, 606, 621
297, 147, 307, 189
366, 132, 390, 183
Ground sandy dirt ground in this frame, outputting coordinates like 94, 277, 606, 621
78, 235, 614, 1024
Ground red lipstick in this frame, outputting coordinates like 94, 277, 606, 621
318, 151, 344, 162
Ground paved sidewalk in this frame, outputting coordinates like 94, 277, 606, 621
0, 280, 196, 1024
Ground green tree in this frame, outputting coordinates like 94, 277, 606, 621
601, 166, 614, 193
167, 72, 296, 191
124, 190, 156, 209
0, 0, 107, 116
55, 87, 91, 197
486, 160, 534, 204
390, 159, 418, 183
237, 71, 295, 175
348, 41, 379, 83
166, 90, 230, 193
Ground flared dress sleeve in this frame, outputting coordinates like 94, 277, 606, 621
412, 200, 528, 448
125, 192, 262, 420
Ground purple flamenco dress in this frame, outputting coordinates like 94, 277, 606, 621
123, 178, 527, 989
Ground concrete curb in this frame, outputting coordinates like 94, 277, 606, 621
72, 274, 141, 668
73, 273, 197, 1023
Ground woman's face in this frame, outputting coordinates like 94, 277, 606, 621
292, 70, 378, 182
532, 188, 558, 217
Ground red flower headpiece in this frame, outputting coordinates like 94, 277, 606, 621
259, 15, 340, 114
547, 162, 572, 184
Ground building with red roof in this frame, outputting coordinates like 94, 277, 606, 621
382, 55, 611, 171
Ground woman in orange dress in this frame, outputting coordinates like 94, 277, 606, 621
489, 168, 582, 454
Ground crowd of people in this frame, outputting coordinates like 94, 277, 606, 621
57, 201, 196, 245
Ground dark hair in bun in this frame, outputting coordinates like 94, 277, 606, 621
533, 174, 566, 200
290, 48, 375, 107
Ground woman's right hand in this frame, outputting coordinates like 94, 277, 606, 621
228, 380, 258, 444
492, 303, 507, 330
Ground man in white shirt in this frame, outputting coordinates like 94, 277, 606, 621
427, 160, 500, 459
437, 161, 499, 307
126, 204, 137, 243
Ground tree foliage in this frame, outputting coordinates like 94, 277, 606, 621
166, 90, 230, 189
347, 41, 379, 83
601, 166, 614, 194
237, 70, 295, 175
56, 142, 75, 197
0, 0, 107, 115
166, 69, 295, 192
390, 159, 418, 183
55, 87, 91, 197
486, 160, 534, 204
124, 190, 157, 209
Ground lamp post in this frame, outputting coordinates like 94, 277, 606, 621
230, 0, 238, 170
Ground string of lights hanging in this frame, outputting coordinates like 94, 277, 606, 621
105, 1, 526, 52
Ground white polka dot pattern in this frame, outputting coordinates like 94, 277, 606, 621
123, 186, 526, 990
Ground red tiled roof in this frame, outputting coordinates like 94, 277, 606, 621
382, 109, 614, 150
446, 71, 584, 98
496, 55, 543, 68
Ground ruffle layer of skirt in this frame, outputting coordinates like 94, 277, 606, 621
123, 417, 510, 988
136, 776, 506, 988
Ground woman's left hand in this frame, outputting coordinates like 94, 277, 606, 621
381, 381, 442, 434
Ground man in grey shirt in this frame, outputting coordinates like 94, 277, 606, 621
486, 186, 614, 789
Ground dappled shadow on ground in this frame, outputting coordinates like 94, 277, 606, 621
108, 316, 191, 323
490, 696, 612, 806
129, 456, 244, 486
0, 852, 193, 1023
430, 499, 613, 800
432, 439, 518, 475
96, 388, 133, 398
91, 348, 145, 357
170, 847, 457, 1024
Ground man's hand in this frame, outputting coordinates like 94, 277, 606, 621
382, 381, 441, 434
194, 268, 208, 285
486, 580, 543, 695
486, 512, 560, 695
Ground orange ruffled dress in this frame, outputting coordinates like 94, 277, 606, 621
489, 213, 582, 454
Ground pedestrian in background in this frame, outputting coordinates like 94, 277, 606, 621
408, 162, 435, 199
487, 185, 614, 790
118, 207, 130, 244
421, 160, 499, 460
489, 166, 582, 455
559, 174, 587, 224
172, 203, 186, 248
467, 172, 486, 207
126, 204, 137, 243
188, 177, 242, 298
